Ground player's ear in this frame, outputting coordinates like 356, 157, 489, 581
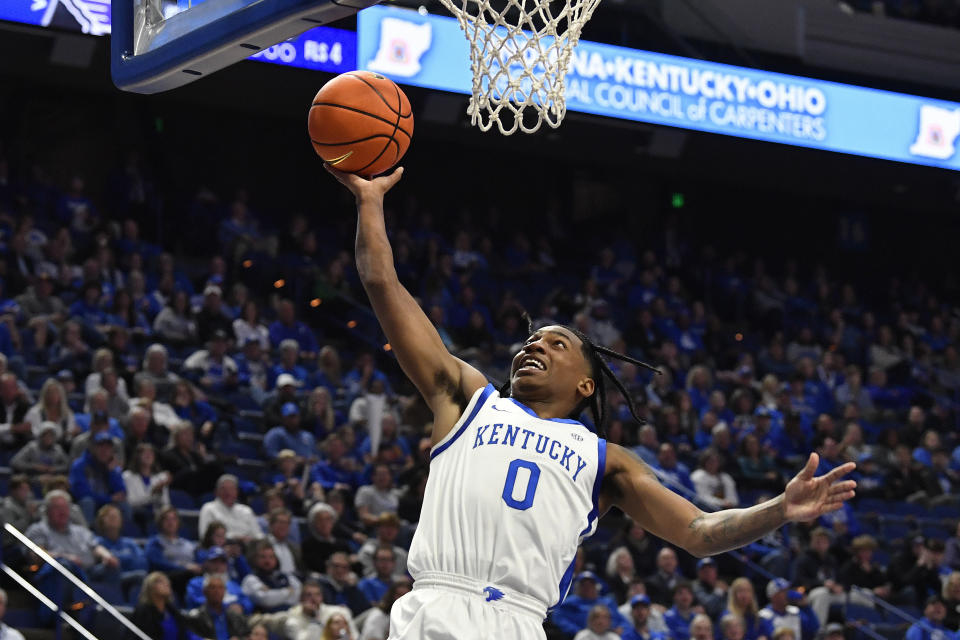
577, 376, 595, 400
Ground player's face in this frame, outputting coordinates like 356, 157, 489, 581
510, 326, 593, 405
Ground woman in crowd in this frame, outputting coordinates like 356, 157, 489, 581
197, 520, 250, 582
25, 378, 77, 438
691, 448, 740, 510
123, 443, 172, 529
723, 578, 773, 640
233, 300, 270, 349
144, 506, 201, 597
160, 421, 222, 495
130, 572, 193, 640
153, 290, 197, 346
322, 612, 355, 640
85, 347, 129, 399
171, 381, 218, 447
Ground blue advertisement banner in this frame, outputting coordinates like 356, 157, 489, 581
0, 1, 354, 74
356, 5, 960, 171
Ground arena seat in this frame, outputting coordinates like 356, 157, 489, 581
845, 603, 885, 624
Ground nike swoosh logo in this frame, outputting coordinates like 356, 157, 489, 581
490, 405, 511, 412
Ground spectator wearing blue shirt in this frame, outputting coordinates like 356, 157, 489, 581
906, 596, 960, 640
268, 299, 318, 356
185, 574, 250, 640
653, 443, 695, 496
723, 577, 775, 640
310, 434, 361, 490
550, 572, 629, 638
94, 503, 149, 590
621, 594, 668, 640
264, 403, 316, 460
69, 281, 108, 326
343, 352, 393, 400
357, 546, 398, 605
69, 432, 129, 523
185, 548, 254, 614
633, 424, 660, 467
913, 430, 942, 467
267, 339, 309, 390
662, 582, 698, 640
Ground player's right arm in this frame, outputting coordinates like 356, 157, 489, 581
325, 165, 488, 442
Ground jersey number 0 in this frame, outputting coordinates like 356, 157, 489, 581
501, 459, 541, 510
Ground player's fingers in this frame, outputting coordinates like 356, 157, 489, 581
824, 462, 857, 482
828, 480, 857, 494
798, 453, 818, 480
382, 166, 404, 189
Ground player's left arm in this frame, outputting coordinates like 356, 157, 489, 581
599, 444, 856, 557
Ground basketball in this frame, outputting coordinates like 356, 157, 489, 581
307, 70, 414, 177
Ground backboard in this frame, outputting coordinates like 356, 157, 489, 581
111, 0, 379, 93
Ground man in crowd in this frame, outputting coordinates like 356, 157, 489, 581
199, 475, 262, 543
691, 557, 726, 620
185, 547, 253, 614
355, 463, 400, 528
758, 578, 819, 640
186, 574, 250, 640
240, 540, 302, 613
68, 431, 129, 523
318, 552, 370, 616
358, 513, 408, 577
358, 545, 400, 605
550, 571, 629, 638
264, 402, 316, 460
266, 507, 302, 574
621, 594, 667, 640
276, 578, 358, 640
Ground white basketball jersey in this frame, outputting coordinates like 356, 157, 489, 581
407, 384, 607, 612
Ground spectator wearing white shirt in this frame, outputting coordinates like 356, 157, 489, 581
354, 464, 400, 529
84, 347, 129, 401
123, 443, 172, 512
199, 474, 263, 543
690, 448, 739, 510
266, 507, 302, 575
282, 578, 359, 640
0, 588, 26, 640
574, 604, 621, 640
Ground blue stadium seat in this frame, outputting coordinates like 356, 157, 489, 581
856, 498, 888, 513
930, 505, 960, 519
921, 525, 949, 540
89, 580, 125, 606
890, 503, 925, 517
4, 608, 37, 629
845, 603, 885, 625
880, 521, 911, 539
170, 489, 197, 510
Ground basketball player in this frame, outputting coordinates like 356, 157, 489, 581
325, 165, 856, 640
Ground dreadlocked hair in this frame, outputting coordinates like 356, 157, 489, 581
496, 311, 660, 438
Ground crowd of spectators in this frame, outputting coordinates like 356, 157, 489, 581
0, 142, 957, 640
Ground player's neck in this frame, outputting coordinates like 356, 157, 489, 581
511, 394, 574, 421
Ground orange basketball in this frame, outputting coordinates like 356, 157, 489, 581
308, 71, 414, 177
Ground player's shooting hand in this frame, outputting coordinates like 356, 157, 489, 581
783, 453, 856, 522
324, 164, 404, 202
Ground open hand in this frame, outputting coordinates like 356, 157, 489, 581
325, 164, 403, 202
783, 453, 856, 522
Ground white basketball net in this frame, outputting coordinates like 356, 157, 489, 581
437, 0, 601, 135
